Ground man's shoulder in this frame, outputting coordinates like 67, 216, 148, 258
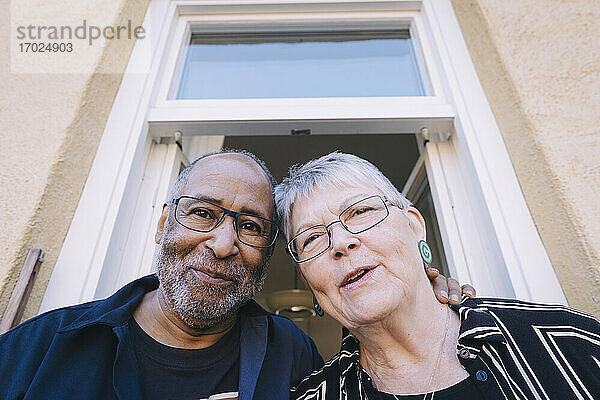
465, 297, 600, 330
269, 313, 306, 334
1, 299, 100, 339
1, 274, 158, 340
0, 299, 109, 377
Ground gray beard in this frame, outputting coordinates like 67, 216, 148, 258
154, 239, 268, 330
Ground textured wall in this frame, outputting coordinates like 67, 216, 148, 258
0, 0, 150, 322
452, 0, 600, 316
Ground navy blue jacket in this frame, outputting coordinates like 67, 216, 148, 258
0, 275, 323, 399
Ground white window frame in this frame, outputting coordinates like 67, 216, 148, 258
148, 6, 454, 137
40, 0, 567, 313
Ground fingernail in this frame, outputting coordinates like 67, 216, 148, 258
440, 291, 448, 299
450, 294, 459, 302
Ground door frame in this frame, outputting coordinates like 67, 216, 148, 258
40, 0, 567, 313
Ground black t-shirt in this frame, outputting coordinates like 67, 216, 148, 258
128, 318, 240, 400
364, 375, 485, 400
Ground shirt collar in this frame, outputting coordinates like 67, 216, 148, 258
58, 274, 159, 333
338, 327, 362, 385
58, 274, 269, 333
451, 297, 507, 346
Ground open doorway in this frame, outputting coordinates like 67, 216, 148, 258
224, 134, 448, 359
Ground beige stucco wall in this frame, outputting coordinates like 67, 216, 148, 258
0, 0, 150, 323
452, 0, 600, 317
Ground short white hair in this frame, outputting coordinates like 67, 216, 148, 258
274, 151, 412, 238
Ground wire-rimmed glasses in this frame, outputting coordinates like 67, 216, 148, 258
287, 195, 392, 263
172, 196, 279, 248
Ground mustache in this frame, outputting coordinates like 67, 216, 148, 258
181, 251, 248, 283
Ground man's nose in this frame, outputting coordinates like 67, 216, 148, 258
205, 216, 240, 259
329, 223, 360, 259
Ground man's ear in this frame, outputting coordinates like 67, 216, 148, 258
155, 204, 169, 244
406, 206, 426, 240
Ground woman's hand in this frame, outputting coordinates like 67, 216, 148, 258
426, 267, 476, 305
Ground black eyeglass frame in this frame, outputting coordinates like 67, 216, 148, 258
287, 195, 396, 263
171, 196, 280, 249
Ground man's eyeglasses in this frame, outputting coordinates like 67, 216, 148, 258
287, 195, 394, 263
172, 196, 279, 248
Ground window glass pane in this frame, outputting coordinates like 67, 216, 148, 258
176, 30, 426, 99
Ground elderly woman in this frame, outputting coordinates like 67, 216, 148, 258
275, 152, 600, 400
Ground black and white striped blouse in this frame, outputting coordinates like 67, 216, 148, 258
291, 297, 600, 400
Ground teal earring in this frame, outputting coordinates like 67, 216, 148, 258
418, 240, 432, 265
313, 295, 324, 317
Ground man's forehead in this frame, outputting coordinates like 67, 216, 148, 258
182, 153, 274, 215
194, 152, 266, 176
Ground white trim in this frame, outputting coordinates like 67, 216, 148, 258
421, 0, 566, 303
410, 12, 444, 99
149, 97, 453, 123
40, 0, 177, 312
137, 144, 190, 278
148, 118, 455, 137
421, 142, 470, 285
157, 9, 191, 102
93, 143, 189, 299
401, 151, 424, 196
174, 0, 423, 15
147, 98, 455, 137
150, 9, 451, 136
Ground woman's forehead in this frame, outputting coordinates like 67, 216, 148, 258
289, 181, 383, 223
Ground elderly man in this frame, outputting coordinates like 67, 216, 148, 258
0, 150, 469, 400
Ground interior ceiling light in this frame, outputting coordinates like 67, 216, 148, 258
266, 289, 316, 321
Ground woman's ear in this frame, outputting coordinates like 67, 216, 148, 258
297, 266, 321, 298
296, 266, 311, 290
405, 206, 426, 240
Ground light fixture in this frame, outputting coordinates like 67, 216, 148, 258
266, 289, 316, 321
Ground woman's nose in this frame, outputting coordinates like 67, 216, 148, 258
329, 224, 360, 258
